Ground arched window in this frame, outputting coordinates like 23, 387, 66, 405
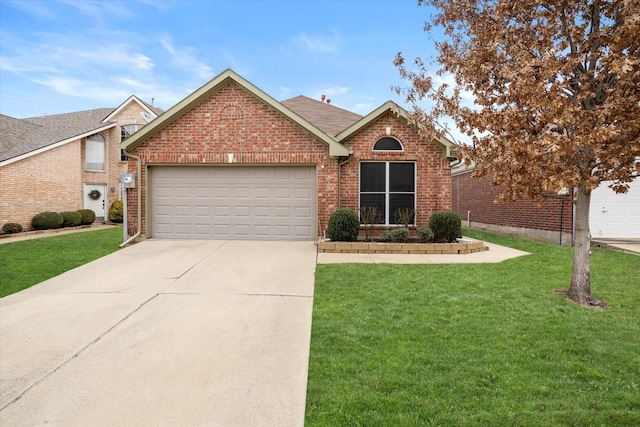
373, 137, 403, 151
85, 134, 105, 171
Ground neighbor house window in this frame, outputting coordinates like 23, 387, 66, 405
120, 124, 144, 161
85, 134, 105, 171
373, 137, 403, 151
360, 161, 415, 225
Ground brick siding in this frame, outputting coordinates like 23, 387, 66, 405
341, 111, 452, 231
1, 140, 83, 228
452, 169, 574, 244
127, 82, 339, 237
0, 102, 143, 230
126, 84, 453, 239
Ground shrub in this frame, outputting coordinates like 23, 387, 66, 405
327, 208, 360, 242
77, 209, 96, 225
108, 200, 123, 223
60, 211, 83, 227
360, 206, 382, 242
429, 210, 462, 243
418, 227, 434, 243
31, 212, 64, 230
2, 223, 23, 234
381, 227, 410, 243
394, 208, 415, 228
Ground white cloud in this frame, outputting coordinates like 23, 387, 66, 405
283, 30, 342, 56
34, 76, 131, 103
158, 35, 214, 80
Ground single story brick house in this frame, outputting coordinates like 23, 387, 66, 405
121, 69, 456, 242
452, 163, 640, 244
0, 96, 161, 229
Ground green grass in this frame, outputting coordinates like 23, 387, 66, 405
307, 230, 640, 426
0, 227, 122, 297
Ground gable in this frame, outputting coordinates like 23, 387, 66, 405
102, 95, 162, 123
121, 69, 350, 157
336, 101, 457, 160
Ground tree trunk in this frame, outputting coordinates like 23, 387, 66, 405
566, 184, 602, 307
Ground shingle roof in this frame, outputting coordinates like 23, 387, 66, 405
0, 108, 115, 163
281, 95, 362, 136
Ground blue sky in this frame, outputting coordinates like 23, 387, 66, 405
0, 0, 441, 120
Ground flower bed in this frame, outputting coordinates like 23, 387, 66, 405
318, 238, 488, 255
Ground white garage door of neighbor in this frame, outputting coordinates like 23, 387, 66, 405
150, 166, 317, 240
590, 179, 640, 239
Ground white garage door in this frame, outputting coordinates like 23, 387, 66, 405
590, 179, 640, 239
150, 166, 317, 240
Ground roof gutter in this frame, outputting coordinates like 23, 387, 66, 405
120, 149, 142, 248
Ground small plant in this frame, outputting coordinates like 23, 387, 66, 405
381, 227, 410, 243
2, 223, 23, 234
31, 212, 64, 230
360, 206, 382, 242
77, 209, 96, 225
418, 227, 434, 243
60, 211, 83, 227
394, 208, 415, 228
327, 208, 360, 242
108, 200, 124, 223
429, 210, 462, 243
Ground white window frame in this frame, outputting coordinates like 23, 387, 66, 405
120, 124, 144, 161
85, 134, 105, 171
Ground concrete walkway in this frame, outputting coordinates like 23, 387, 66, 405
1, 240, 317, 426
317, 241, 531, 264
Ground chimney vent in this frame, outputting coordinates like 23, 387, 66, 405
326, 99, 331, 104
321, 94, 326, 102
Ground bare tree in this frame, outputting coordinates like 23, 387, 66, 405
395, 0, 639, 307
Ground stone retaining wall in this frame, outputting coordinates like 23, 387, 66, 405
318, 240, 488, 255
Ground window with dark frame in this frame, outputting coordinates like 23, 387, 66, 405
360, 161, 416, 225
373, 137, 403, 151
120, 124, 145, 161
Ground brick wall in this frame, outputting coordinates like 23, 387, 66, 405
127, 82, 339, 237
340, 111, 452, 231
452, 169, 574, 245
0, 140, 83, 229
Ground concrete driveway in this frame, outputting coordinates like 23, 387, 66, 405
1, 240, 317, 426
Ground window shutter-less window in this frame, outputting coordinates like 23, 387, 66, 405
86, 134, 105, 171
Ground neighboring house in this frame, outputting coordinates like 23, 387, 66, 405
451, 162, 640, 244
0, 96, 162, 229
121, 69, 456, 241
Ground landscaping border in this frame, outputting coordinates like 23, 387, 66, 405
318, 239, 488, 254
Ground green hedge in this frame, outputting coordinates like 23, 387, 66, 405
429, 211, 462, 243
327, 208, 360, 242
31, 212, 64, 230
77, 209, 96, 225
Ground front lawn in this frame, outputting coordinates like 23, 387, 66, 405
307, 230, 640, 426
0, 227, 122, 298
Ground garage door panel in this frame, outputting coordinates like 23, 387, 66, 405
591, 179, 640, 238
150, 166, 316, 240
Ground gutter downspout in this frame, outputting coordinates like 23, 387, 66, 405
120, 149, 142, 248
